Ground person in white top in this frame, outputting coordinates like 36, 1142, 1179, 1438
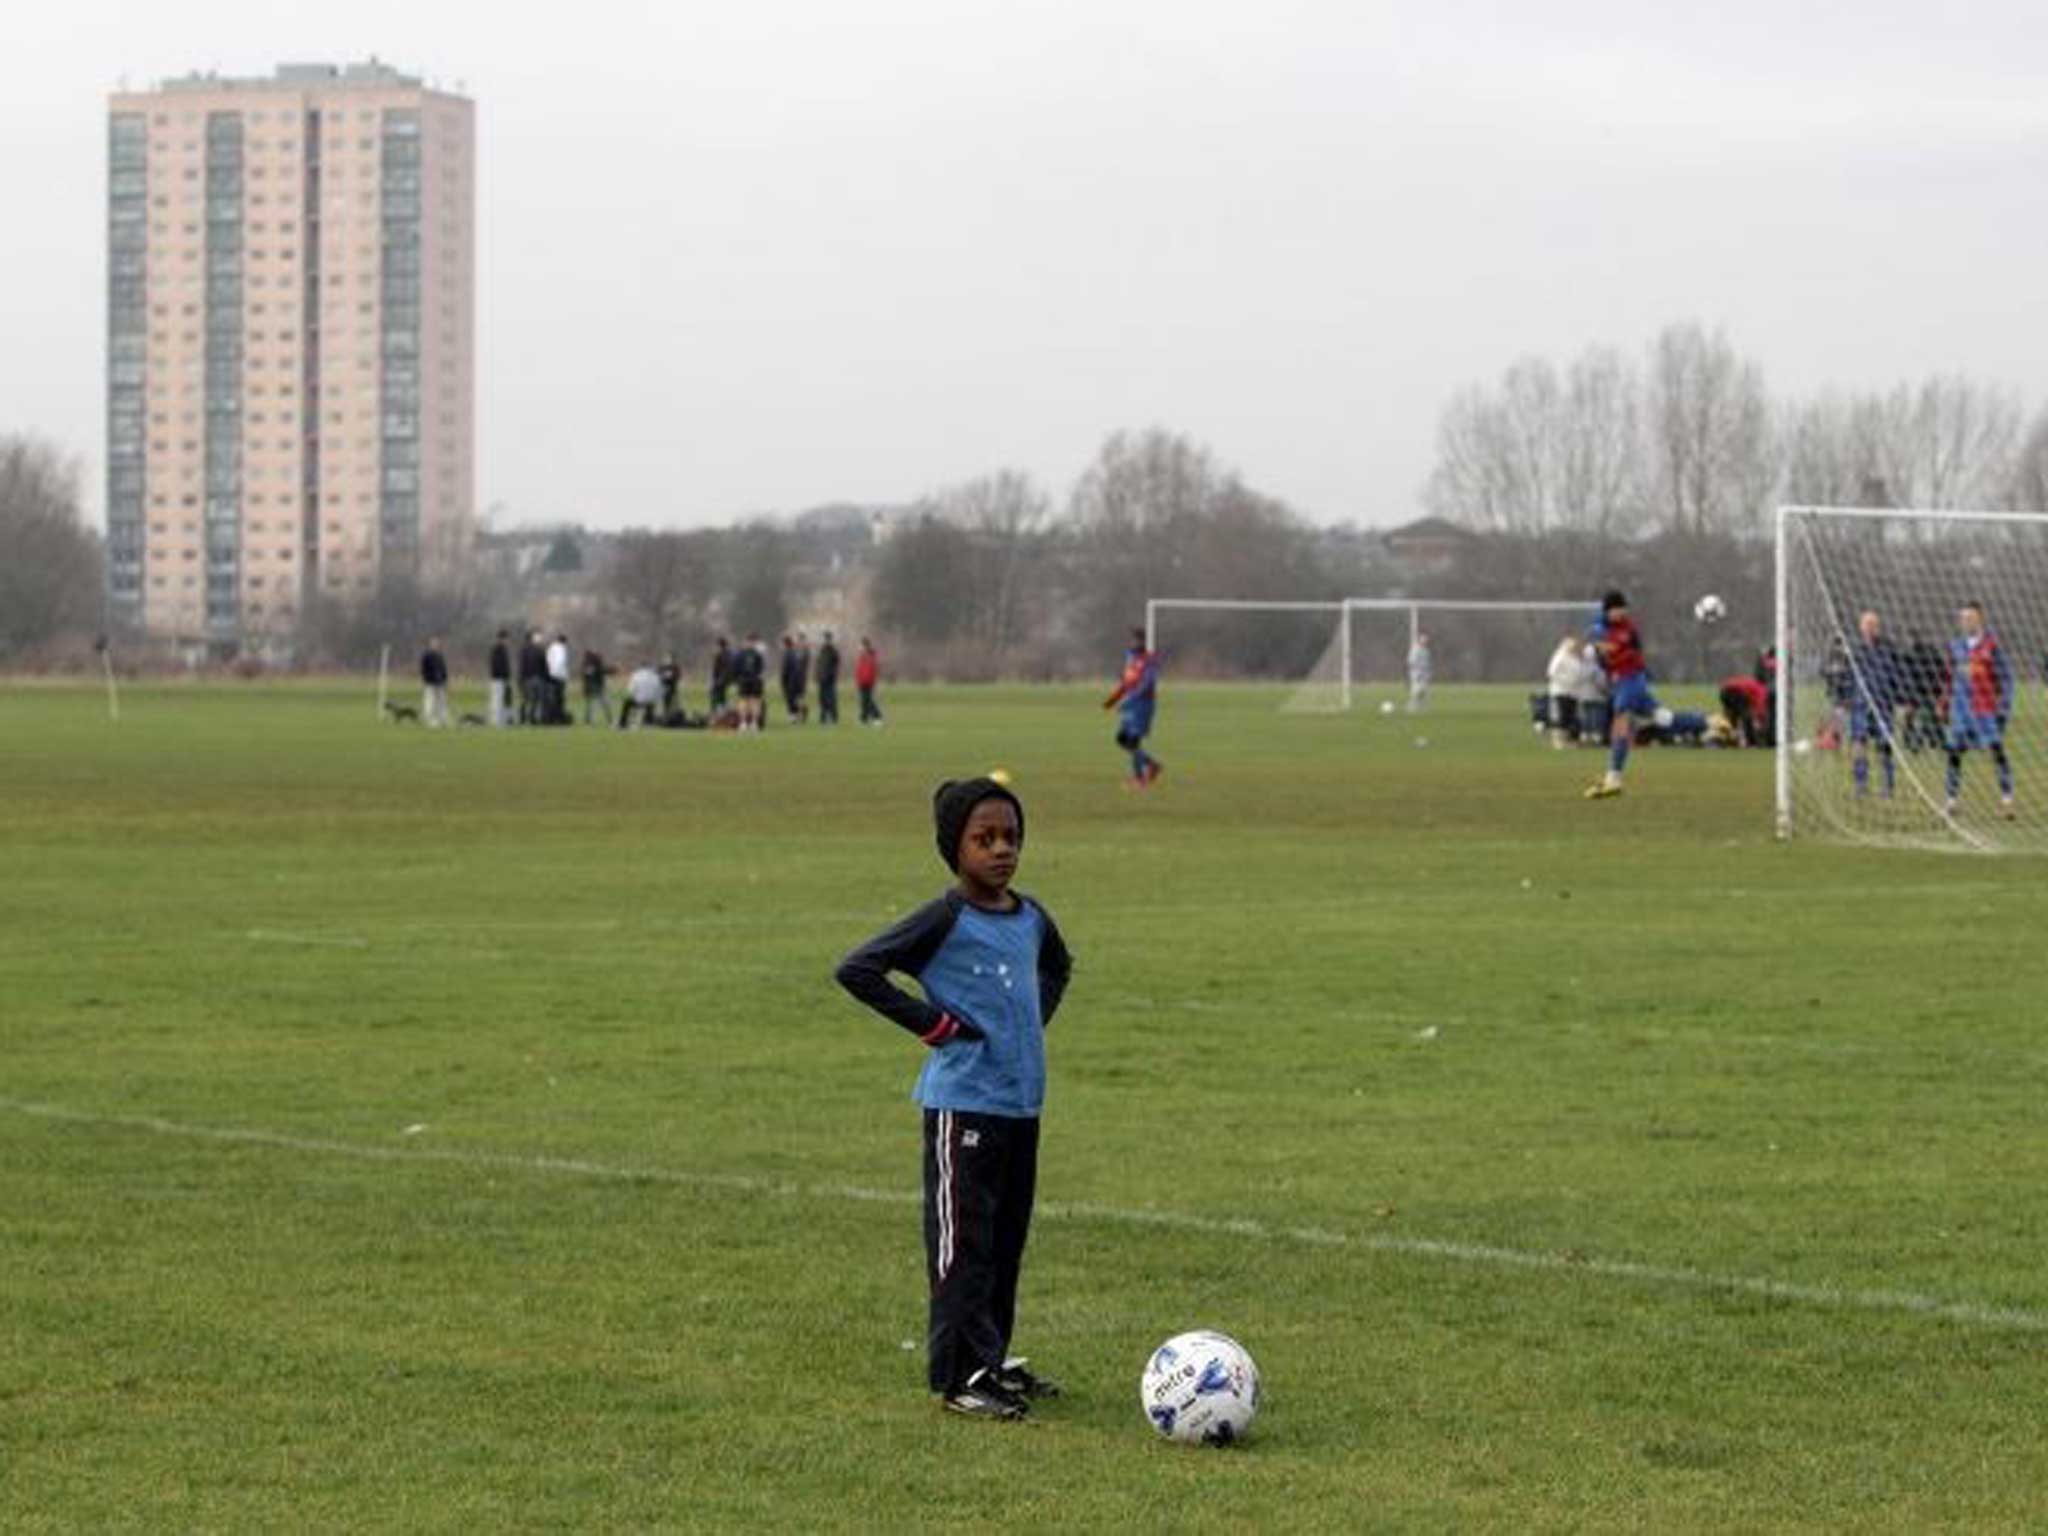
1545, 634, 1585, 749
1406, 633, 1432, 713
1571, 638, 1607, 744
619, 665, 663, 730
545, 634, 571, 725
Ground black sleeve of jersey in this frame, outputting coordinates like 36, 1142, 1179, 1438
1032, 900, 1074, 1028
834, 893, 964, 1039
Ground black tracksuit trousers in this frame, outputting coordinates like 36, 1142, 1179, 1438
922, 1108, 1038, 1394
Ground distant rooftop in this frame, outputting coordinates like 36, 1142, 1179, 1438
159, 59, 432, 93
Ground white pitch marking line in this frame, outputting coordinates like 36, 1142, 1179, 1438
246, 930, 370, 949
7, 1097, 2045, 1335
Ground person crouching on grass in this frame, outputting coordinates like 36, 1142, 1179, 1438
834, 777, 1074, 1421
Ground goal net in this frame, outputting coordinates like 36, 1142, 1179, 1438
1274, 600, 1591, 712
1777, 505, 2048, 852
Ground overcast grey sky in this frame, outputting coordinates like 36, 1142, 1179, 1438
7, 0, 2046, 530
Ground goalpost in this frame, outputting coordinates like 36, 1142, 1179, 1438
1144, 597, 1591, 711
1776, 505, 2048, 853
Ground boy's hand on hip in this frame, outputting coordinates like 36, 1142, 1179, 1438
919, 1012, 984, 1047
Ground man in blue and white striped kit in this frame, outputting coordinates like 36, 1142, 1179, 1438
835, 777, 1074, 1421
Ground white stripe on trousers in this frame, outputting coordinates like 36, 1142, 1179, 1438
936, 1110, 955, 1282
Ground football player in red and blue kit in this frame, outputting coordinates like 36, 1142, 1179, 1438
1586, 589, 1656, 799
1104, 628, 1163, 787
1944, 600, 2015, 818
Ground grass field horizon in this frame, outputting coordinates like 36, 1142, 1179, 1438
7, 679, 2048, 1531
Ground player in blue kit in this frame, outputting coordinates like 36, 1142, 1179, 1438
834, 777, 1074, 1421
1104, 628, 1162, 787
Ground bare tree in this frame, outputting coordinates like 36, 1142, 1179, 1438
930, 469, 1050, 660
720, 521, 790, 639
1426, 348, 1645, 540
606, 528, 715, 653
870, 514, 978, 645
1780, 393, 1887, 507
2010, 407, 2048, 511
1645, 322, 1777, 539
1066, 429, 1221, 643
1866, 375, 2022, 510
0, 434, 102, 660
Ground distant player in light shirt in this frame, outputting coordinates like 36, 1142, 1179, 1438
1847, 609, 1902, 799
1944, 599, 2015, 818
1406, 633, 1432, 713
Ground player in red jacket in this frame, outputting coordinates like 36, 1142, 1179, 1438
855, 637, 884, 726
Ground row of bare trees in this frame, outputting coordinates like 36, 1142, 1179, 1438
576, 430, 1366, 683
864, 431, 1369, 678
1428, 321, 2048, 540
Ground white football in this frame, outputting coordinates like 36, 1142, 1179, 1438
1693, 593, 1728, 624
1378, 700, 1395, 715
1140, 1330, 1261, 1446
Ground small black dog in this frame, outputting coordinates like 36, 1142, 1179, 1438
383, 701, 419, 724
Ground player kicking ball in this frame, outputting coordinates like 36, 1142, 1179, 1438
1944, 599, 2016, 819
1584, 589, 1658, 800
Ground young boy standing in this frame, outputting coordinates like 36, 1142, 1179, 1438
834, 777, 1074, 1420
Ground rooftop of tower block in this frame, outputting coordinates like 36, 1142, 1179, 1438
158, 60, 429, 93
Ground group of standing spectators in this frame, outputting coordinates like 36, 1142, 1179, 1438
417, 628, 887, 733
704, 632, 886, 732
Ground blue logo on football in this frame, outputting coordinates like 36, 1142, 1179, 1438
1195, 1358, 1233, 1396
1150, 1345, 1179, 1373
1149, 1405, 1178, 1433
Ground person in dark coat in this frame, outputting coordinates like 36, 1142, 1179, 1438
709, 637, 733, 715
816, 631, 841, 725
517, 630, 545, 725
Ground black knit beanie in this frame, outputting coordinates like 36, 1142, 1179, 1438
933, 777, 1025, 871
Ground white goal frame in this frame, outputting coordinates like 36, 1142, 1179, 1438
1775, 503, 2048, 850
1145, 596, 1590, 709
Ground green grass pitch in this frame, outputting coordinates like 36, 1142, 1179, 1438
5, 679, 2047, 1531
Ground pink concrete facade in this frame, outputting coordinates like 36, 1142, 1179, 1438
108, 63, 474, 645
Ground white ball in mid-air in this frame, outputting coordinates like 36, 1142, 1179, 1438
1140, 1330, 1261, 1446
989, 768, 1013, 786
1792, 738, 1813, 756
1693, 593, 1728, 624
1379, 700, 1396, 715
